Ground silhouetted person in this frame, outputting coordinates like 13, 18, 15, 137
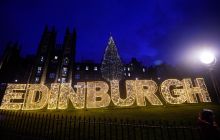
197, 109, 220, 140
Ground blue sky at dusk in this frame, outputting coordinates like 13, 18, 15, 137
1, 0, 220, 65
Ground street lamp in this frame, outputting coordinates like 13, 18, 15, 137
199, 50, 215, 65
198, 49, 219, 103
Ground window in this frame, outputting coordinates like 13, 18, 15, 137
63, 67, 68, 71
124, 67, 126, 71
128, 67, 130, 71
35, 77, 39, 82
63, 57, 69, 65
40, 56, 44, 62
86, 66, 89, 70
75, 74, 80, 80
49, 73, 55, 79
37, 67, 42, 74
62, 67, 68, 76
124, 73, 126, 76
54, 56, 58, 60
143, 68, 145, 72
76, 66, 80, 70
94, 66, 98, 71
61, 78, 66, 83
128, 73, 131, 77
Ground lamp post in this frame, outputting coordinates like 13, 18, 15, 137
199, 49, 220, 103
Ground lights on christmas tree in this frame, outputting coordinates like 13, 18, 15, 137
101, 36, 124, 81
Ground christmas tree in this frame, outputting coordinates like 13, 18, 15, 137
101, 35, 124, 81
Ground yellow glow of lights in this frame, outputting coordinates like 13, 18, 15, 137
22, 84, 48, 110
135, 80, 163, 106
0, 78, 212, 111
86, 81, 111, 108
47, 83, 60, 109
161, 79, 187, 104
111, 80, 135, 106
58, 82, 86, 109
0, 84, 26, 110
182, 78, 211, 103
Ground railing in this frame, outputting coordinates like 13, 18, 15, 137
0, 110, 202, 140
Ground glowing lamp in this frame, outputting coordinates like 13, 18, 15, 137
199, 50, 215, 64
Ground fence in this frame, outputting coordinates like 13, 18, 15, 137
0, 110, 202, 140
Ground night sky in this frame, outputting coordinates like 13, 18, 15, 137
1, 0, 220, 65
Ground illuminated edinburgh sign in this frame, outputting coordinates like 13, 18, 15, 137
0, 78, 211, 110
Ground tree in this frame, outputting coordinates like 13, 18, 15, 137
101, 36, 124, 81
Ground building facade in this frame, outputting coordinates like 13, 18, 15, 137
0, 26, 148, 86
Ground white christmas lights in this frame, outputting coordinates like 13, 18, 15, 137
0, 84, 26, 110
0, 78, 212, 111
160, 79, 187, 104
135, 80, 163, 106
47, 83, 60, 109
86, 81, 111, 108
111, 80, 135, 106
101, 36, 124, 81
58, 82, 86, 109
182, 78, 211, 103
22, 84, 48, 110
